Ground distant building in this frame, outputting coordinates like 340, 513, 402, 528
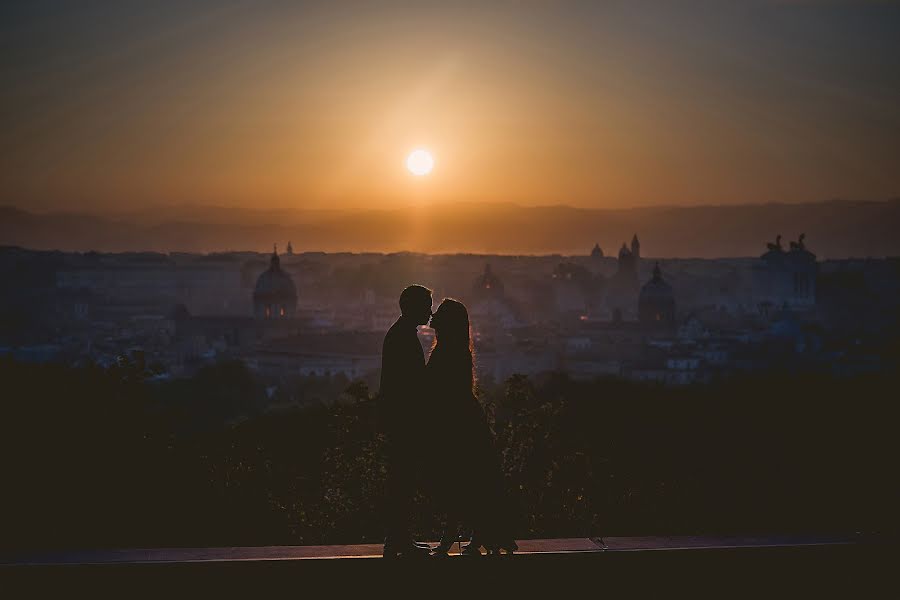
551, 262, 592, 314
639, 262, 676, 328
250, 332, 383, 380
604, 234, 642, 318
253, 246, 298, 319
753, 234, 817, 310
472, 263, 504, 297
590, 243, 604, 259
469, 263, 521, 332
615, 238, 640, 286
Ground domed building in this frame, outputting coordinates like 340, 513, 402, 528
468, 263, 522, 335
253, 246, 297, 319
472, 263, 504, 297
639, 262, 676, 327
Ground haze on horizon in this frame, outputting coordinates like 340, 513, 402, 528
2, 0, 899, 214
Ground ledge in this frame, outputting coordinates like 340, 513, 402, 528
3, 534, 889, 592
2, 533, 867, 566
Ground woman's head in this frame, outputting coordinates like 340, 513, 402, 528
430, 298, 470, 346
430, 298, 476, 392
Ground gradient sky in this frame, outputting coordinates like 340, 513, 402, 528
2, 0, 899, 213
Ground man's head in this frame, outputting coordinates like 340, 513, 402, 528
399, 284, 433, 326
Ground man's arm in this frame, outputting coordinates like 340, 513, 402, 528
378, 329, 402, 434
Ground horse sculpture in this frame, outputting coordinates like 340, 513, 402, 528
789, 233, 807, 251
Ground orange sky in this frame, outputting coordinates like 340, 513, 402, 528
2, 1, 899, 213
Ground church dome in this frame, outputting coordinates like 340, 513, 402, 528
253, 247, 297, 319
639, 262, 675, 326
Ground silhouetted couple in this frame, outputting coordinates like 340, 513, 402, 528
379, 284, 517, 558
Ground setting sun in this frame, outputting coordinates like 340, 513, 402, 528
406, 149, 434, 176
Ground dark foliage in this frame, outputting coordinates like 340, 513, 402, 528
1, 357, 897, 553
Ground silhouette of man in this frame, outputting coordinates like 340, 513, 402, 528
379, 284, 434, 558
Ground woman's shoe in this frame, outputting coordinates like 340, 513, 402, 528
383, 541, 432, 559
486, 540, 518, 556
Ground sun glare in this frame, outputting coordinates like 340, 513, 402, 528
406, 149, 434, 176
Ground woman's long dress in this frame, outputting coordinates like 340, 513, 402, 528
426, 349, 514, 547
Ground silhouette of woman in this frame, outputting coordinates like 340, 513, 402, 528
426, 298, 517, 556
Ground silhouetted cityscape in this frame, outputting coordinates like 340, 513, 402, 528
3, 234, 896, 392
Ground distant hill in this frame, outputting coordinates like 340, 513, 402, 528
2, 200, 898, 258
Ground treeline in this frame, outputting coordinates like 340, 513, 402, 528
1, 357, 898, 553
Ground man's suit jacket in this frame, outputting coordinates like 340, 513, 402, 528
378, 316, 426, 442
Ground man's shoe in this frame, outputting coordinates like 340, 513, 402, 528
431, 536, 456, 556
383, 542, 432, 559
460, 542, 483, 556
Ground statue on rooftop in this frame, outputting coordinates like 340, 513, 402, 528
766, 235, 783, 252
790, 233, 807, 251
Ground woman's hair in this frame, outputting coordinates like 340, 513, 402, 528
430, 298, 476, 394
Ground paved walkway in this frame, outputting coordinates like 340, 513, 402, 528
3, 533, 862, 567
